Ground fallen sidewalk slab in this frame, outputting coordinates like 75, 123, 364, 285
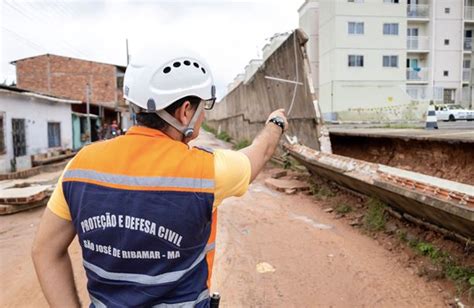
0, 171, 59, 215
284, 143, 474, 240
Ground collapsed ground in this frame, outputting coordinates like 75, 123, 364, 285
331, 135, 474, 186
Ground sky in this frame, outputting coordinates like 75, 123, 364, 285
0, 0, 301, 99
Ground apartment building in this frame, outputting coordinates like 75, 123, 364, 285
299, 0, 474, 122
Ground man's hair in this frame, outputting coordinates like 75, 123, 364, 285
135, 96, 201, 130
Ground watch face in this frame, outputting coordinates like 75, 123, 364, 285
274, 116, 284, 124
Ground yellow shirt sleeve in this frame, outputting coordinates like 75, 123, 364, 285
47, 161, 73, 221
213, 149, 251, 208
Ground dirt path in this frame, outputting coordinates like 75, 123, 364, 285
0, 131, 446, 307
211, 171, 446, 307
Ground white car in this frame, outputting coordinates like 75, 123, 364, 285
434, 104, 474, 121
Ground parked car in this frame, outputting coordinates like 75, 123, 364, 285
434, 104, 474, 121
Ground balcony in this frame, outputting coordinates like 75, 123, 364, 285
466, 6, 474, 21
465, 38, 473, 51
407, 36, 430, 51
407, 4, 429, 19
406, 67, 429, 82
463, 68, 472, 82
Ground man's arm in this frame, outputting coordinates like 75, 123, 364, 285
32, 208, 80, 307
240, 109, 288, 183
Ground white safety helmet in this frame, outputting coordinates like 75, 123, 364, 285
123, 45, 216, 137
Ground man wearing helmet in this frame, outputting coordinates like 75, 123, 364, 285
32, 46, 288, 307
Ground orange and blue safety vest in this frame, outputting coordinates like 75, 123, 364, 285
62, 126, 217, 307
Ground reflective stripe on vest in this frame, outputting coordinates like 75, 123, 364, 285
83, 243, 215, 285
91, 290, 210, 308
63, 169, 215, 190
152, 289, 210, 308
64, 126, 216, 307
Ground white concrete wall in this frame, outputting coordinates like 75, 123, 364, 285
433, 0, 464, 101
299, 0, 320, 97
0, 90, 73, 173
317, 0, 410, 120
244, 59, 263, 83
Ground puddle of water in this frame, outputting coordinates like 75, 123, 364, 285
291, 214, 333, 230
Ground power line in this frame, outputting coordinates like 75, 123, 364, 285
4, 0, 92, 59
1, 26, 46, 52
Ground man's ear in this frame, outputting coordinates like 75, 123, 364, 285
175, 101, 192, 125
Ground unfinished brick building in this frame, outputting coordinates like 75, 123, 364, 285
11, 54, 128, 149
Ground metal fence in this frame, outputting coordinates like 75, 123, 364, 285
465, 6, 474, 20
407, 4, 429, 18
407, 36, 429, 50
464, 38, 472, 51
406, 68, 429, 81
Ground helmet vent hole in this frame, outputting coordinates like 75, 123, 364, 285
173, 62, 181, 68
163, 67, 171, 74
201, 68, 206, 74
193, 62, 200, 68
184, 60, 191, 66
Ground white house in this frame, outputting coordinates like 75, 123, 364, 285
0, 85, 80, 173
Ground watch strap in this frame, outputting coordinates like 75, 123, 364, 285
268, 117, 285, 132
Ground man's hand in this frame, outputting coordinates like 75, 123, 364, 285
240, 109, 289, 182
266, 108, 288, 133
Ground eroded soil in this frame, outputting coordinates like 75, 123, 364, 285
331, 135, 474, 186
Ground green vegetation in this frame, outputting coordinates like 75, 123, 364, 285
233, 139, 251, 150
363, 198, 386, 231
201, 122, 232, 143
201, 122, 216, 134
399, 235, 474, 298
335, 204, 352, 214
309, 182, 335, 200
216, 131, 231, 142
396, 229, 408, 242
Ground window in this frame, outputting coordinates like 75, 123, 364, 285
443, 71, 449, 77
348, 22, 364, 34
348, 55, 364, 67
12, 118, 26, 157
0, 113, 5, 154
383, 55, 399, 67
116, 76, 124, 89
445, 8, 450, 14
384, 0, 399, 3
464, 59, 471, 69
383, 23, 399, 35
444, 39, 450, 45
48, 122, 61, 148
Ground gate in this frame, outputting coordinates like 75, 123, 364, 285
12, 118, 26, 157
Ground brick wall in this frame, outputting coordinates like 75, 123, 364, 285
16, 56, 49, 93
16, 54, 121, 108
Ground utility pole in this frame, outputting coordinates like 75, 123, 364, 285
126, 38, 136, 126
86, 83, 92, 144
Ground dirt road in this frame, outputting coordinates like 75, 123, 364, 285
0, 131, 446, 307
211, 172, 446, 307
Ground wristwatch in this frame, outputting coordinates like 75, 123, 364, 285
268, 116, 286, 133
